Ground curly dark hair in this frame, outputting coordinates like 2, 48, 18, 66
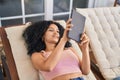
23, 20, 72, 56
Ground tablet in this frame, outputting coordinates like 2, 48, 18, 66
68, 9, 86, 43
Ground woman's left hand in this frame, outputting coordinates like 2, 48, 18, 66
78, 33, 90, 51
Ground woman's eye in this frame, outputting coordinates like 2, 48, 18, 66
48, 28, 59, 33
48, 29, 54, 31
57, 31, 59, 33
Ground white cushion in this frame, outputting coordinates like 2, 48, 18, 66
5, 20, 96, 80
5, 24, 39, 80
76, 7, 120, 79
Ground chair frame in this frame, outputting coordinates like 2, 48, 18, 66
0, 27, 20, 80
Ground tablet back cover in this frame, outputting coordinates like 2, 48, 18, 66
68, 9, 86, 42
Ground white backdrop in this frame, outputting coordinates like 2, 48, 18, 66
88, 0, 115, 7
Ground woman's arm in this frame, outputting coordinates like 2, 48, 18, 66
70, 45, 90, 75
31, 38, 67, 71
78, 33, 90, 75
70, 33, 90, 75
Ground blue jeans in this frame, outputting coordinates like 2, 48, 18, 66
113, 77, 120, 80
70, 77, 84, 80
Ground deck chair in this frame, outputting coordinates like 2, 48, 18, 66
76, 7, 120, 80
0, 20, 96, 80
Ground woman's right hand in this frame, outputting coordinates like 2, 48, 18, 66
61, 19, 73, 42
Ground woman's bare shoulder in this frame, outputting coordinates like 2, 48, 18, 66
31, 52, 46, 70
32, 51, 42, 56
31, 51, 45, 61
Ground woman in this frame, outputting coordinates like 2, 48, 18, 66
23, 19, 90, 80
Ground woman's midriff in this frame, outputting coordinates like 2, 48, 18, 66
52, 72, 82, 80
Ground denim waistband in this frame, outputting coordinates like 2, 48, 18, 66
70, 77, 84, 80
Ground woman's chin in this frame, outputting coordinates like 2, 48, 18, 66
52, 40, 59, 44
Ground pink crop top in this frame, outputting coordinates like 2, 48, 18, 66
39, 49, 82, 80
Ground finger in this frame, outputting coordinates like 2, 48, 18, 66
66, 27, 73, 31
80, 39, 89, 46
82, 39, 89, 44
66, 24, 73, 28
66, 28, 72, 31
66, 18, 72, 24
81, 33, 89, 40
80, 34, 89, 43
80, 33, 85, 40
66, 25, 73, 32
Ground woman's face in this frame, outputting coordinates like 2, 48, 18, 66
43, 24, 60, 44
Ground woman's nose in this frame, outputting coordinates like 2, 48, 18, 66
54, 31, 58, 34
54, 31, 59, 36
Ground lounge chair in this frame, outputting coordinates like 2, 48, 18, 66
0, 20, 96, 80
76, 7, 120, 80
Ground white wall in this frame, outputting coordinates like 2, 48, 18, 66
88, 0, 115, 8
88, 0, 95, 7
106, 0, 115, 7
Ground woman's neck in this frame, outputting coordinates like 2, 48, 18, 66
45, 43, 55, 52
